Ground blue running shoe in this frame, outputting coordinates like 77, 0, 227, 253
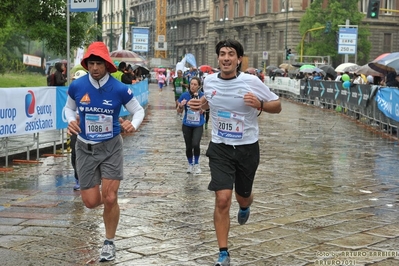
99, 240, 115, 262
73, 179, 80, 191
237, 207, 250, 225
214, 251, 230, 266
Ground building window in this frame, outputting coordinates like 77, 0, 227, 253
255, 0, 260, 15
267, 0, 272, 13
202, 46, 206, 65
255, 33, 259, 50
234, 2, 239, 17
224, 4, 229, 19
360, 0, 367, 13
266, 32, 271, 50
245, 0, 249, 16
279, 30, 284, 49
384, 0, 393, 14
383, 33, 392, 52
215, 6, 219, 21
253, 55, 258, 68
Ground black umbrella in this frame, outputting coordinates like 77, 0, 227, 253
132, 64, 150, 75
318, 65, 337, 79
266, 65, 278, 71
292, 62, 306, 68
272, 69, 285, 75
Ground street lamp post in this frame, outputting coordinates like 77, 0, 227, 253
170, 25, 177, 64
219, 17, 229, 40
282, 1, 293, 61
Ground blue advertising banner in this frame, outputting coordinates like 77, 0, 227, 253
56, 86, 69, 129
375, 87, 399, 122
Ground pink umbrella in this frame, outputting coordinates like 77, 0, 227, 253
109, 50, 145, 64
373, 53, 390, 61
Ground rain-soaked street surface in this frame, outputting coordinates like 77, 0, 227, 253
0, 83, 399, 266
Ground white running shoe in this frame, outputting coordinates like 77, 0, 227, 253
187, 164, 193, 173
193, 164, 201, 174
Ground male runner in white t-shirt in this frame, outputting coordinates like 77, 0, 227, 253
188, 39, 282, 266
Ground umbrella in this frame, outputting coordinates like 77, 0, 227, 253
132, 65, 150, 75
292, 62, 306, 68
272, 69, 285, 75
299, 64, 315, 72
355, 64, 384, 77
373, 53, 390, 61
318, 65, 337, 78
343, 64, 361, 73
245, 67, 257, 74
199, 65, 213, 73
158, 68, 166, 72
335, 62, 358, 73
71, 63, 85, 74
368, 52, 399, 74
279, 63, 295, 71
110, 49, 145, 64
266, 65, 278, 71
313, 67, 326, 76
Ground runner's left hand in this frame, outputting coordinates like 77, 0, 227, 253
243, 92, 261, 109
119, 117, 136, 133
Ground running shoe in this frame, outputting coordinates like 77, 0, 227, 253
193, 164, 201, 174
187, 163, 193, 173
237, 207, 250, 225
99, 240, 115, 262
73, 179, 80, 191
214, 251, 230, 266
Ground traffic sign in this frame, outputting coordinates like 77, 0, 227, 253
132, 27, 149, 52
70, 0, 99, 12
338, 27, 358, 55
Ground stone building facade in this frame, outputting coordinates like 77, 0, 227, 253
101, 0, 399, 68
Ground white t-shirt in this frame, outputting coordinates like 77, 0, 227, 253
203, 72, 279, 145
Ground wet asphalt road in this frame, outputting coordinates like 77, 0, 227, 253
0, 83, 398, 265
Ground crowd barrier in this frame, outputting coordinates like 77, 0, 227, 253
265, 76, 399, 138
0, 80, 149, 168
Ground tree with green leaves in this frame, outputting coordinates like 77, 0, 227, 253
0, 0, 101, 71
12, 0, 100, 55
299, 0, 371, 66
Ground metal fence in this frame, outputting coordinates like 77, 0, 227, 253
0, 130, 68, 167
266, 76, 399, 139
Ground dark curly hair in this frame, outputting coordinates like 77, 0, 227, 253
215, 39, 244, 71
215, 39, 244, 58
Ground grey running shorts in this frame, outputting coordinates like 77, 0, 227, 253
76, 135, 123, 190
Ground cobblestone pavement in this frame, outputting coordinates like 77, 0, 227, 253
0, 83, 399, 266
